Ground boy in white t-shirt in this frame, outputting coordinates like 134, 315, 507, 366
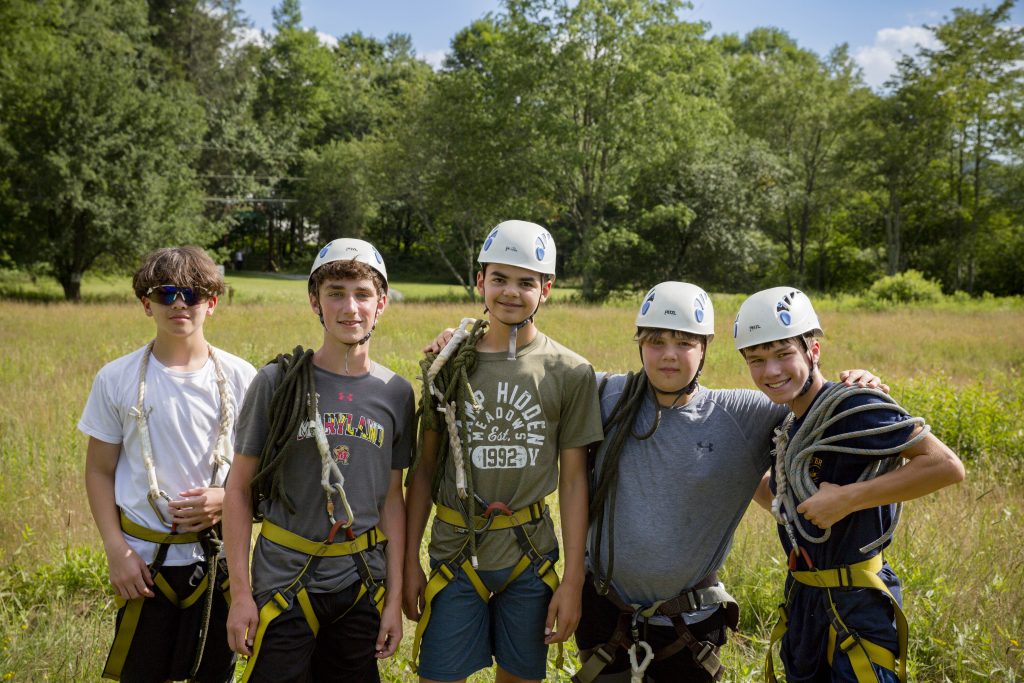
79, 246, 256, 682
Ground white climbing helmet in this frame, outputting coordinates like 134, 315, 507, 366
733, 286, 823, 350
309, 238, 388, 293
477, 220, 556, 276
635, 282, 715, 340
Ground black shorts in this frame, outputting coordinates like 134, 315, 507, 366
575, 577, 729, 683
113, 562, 235, 683
246, 580, 382, 683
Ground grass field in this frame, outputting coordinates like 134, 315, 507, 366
0, 278, 1022, 681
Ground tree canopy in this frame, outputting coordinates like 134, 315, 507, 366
1, 0, 1021, 299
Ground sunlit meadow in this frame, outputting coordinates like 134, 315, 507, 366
0, 274, 1021, 681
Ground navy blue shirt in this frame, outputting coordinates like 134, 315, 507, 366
770, 382, 915, 682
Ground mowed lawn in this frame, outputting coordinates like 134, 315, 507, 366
0, 280, 1022, 681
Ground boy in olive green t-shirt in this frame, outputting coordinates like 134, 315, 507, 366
403, 220, 603, 683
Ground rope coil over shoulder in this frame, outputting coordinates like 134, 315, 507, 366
766, 383, 927, 683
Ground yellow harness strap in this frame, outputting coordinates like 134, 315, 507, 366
765, 554, 908, 683
411, 500, 562, 673
102, 515, 227, 681
239, 524, 387, 683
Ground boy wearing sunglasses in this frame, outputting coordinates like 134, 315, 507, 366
79, 246, 256, 682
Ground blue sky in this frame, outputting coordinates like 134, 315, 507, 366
236, 1, 1023, 88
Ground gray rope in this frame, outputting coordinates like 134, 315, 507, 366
773, 383, 930, 554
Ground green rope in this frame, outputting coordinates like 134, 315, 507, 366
250, 346, 316, 518
589, 370, 660, 592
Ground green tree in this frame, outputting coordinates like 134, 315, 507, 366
724, 29, 864, 287
0, 0, 209, 299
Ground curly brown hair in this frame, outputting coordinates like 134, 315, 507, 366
309, 259, 386, 298
132, 246, 225, 300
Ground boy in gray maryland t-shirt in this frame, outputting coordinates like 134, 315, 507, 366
223, 239, 414, 683
575, 282, 885, 683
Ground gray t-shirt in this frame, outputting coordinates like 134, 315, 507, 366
235, 360, 415, 602
426, 332, 604, 570
588, 375, 787, 606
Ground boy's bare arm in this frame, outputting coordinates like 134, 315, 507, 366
753, 471, 773, 511
545, 445, 588, 645
85, 437, 154, 600
223, 452, 259, 656
797, 428, 965, 530
376, 470, 406, 658
403, 429, 439, 621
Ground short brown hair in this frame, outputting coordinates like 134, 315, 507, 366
132, 246, 224, 300
738, 332, 816, 358
309, 259, 386, 298
635, 328, 706, 346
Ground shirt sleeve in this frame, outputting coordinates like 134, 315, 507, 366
234, 366, 276, 457
391, 382, 416, 470
77, 369, 124, 445
557, 362, 605, 450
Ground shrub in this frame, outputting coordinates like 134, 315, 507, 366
868, 270, 944, 304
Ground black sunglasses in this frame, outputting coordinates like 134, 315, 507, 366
146, 285, 205, 306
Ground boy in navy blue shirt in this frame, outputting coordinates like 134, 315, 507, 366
734, 287, 964, 683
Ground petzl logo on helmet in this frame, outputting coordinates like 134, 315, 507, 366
534, 236, 546, 261
319, 243, 332, 258
483, 228, 499, 252
694, 296, 705, 323
373, 247, 383, 264
641, 290, 656, 316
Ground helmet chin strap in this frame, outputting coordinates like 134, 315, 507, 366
484, 299, 541, 361
317, 305, 379, 375
797, 336, 818, 398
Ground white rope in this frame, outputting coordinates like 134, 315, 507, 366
772, 383, 929, 553
425, 318, 483, 500
628, 641, 654, 683
130, 341, 232, 528
309, 390, 355, 528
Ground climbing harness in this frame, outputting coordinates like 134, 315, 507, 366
765, 383, 928, 683
102, 513, 230, 681
129, 340, 233, 528
765, 554, 908, 683
572, 575, 739, 683
239, 520, 387, 683
409, 496, 561, 673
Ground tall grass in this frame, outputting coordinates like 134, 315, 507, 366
1, 293, 1021, 681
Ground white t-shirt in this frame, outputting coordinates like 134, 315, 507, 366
78, 344, 256, 566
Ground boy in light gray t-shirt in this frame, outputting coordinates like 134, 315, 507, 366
575, 282, 884, 683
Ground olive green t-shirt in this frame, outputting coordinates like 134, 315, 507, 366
427, 332, 603, 570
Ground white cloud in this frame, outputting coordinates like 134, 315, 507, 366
316, 31, 338, 49
420, 49, 450, 70
853, 26, 941, 90
233, 26, 267, 48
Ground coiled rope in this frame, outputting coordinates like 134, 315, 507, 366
589, 371, 662, 593
249, 347, 355, 529
772, 383, 930, 555
409, 318, 489, 564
